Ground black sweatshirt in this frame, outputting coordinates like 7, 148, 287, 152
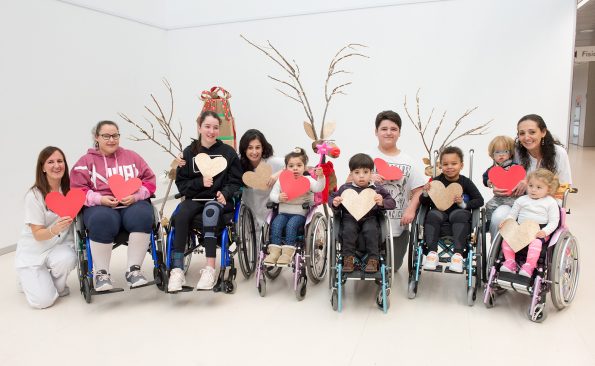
419, 173, 484, 214
175, 139, 242, 201
329, 183, 396, 221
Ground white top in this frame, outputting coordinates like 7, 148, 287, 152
514, 144, 572, 185
505, 195, 560, 236
269, 174, 325, 216
15, 188, 74, 268
366, 149, 426, 236
242, 156, 285, 227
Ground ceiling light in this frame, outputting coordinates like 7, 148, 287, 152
580, 29, 594, 33
578, 0, 592, 9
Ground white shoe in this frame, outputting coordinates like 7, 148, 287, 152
423, 251, 439, 270
196, 266, 216, 290
449, 253, 464, 273
168, 268, 186, 292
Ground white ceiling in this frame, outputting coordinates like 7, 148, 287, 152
56, 0, 448, 30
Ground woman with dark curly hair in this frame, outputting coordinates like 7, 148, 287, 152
488, 114, 572, 238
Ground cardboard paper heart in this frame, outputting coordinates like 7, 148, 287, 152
194, 153, 227, 177
242, 163, 273, 190
427, 181, 463, 211
279, 169, 310, 201
340, 188, 377, 221
108, 174, 142, 201
500, 219, 540, 252
45, 188, 86, 218
488, 165, 526, 194
374, 158, 403, 180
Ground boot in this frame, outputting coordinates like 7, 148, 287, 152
263, 244, 282, 266
364, 257, 379, 273
342, 256, 355, 273
276, 245, 296, 266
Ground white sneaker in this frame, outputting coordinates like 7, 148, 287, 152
168, 268, 186, 292
423, 251, 439, 270
449, 253, 464, 273
196, 266, 216, 290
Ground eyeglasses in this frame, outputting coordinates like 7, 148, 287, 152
492, 150, 510, 157
99, 133, 120, 141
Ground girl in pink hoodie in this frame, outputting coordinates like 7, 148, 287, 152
70, 121, 156, 291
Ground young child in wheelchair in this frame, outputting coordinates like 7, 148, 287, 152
420, 146, 484, 273
483, 135, 519, 223
264, 147, 325, 266
329, 153, 395, 273
497, 169, 560, 277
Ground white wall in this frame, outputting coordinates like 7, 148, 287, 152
0, 0, 167, 250
167, 0, 576, 194
0, 0, 576, 250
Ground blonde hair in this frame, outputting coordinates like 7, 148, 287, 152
527, 168, 559, 196
487, 136, 515, 158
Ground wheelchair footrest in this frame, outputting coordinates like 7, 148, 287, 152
423, 265, 443, 272
91, 287, 125, 295
497, 272, 532, 287
169, 286, 194, 294
343, 270, 383, 280
129, 281, 156, 290
444, 267, 464, 275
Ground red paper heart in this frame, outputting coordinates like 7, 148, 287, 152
108, 174, 142, 201
279, 170, 310, 201
488, 165, 526, 194
374, 158, 403, 180
45, 188, 86, 218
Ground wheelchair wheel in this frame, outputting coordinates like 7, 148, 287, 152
153, 265, 165, 291
550, 232, 580, 310
82, 277, 92, 304
328, 217, 336, 289
305, 212, 328, 284
258, 277, 266, 297
295, 276, 307, 301
331, 288, 339, 311
238, 204, 257, 279
223, 279, 237, 294
264, 266, 282, 279
375, 286, 390, 312
407, 279, 418, 299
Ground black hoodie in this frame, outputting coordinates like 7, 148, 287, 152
175, 139, 242, 201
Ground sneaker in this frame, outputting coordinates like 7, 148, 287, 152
168, 268, 186, 292
126, 265, 148, 288
364, 257, 379, 273
519, 264, 534, 278
342, 256, 355, 273
58, 286, 70, 297
449, 253, 464, 273
94, 270, 113, 292
196, 266, 216, 290
423, 251, 439, 270
499, 260, 516, 273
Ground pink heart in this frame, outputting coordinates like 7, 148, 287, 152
279, 170, 310, 201
45, 188, 86, 218
108, 174, 142, 201
488, 165, 526, 195
374, 158, 403, 180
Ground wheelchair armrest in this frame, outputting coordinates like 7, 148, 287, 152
266, 201, 278, 209
175, 193, 183, 199
471, 208, 480, 228
302, 202, 311, 210
416, 205, 429, 226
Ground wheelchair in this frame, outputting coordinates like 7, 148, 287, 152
483, 188, 579, 322
407, 149, 487, 306
159, 190, 257, 294
73, 200, 165, 304
328, 211, 394, 313
255, 202, 328, 301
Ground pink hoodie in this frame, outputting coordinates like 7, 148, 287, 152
70, 147, 156, 206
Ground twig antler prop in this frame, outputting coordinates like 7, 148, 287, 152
119, 78, 185, 224
403, 89, 493, 176
241, 35, 367, 215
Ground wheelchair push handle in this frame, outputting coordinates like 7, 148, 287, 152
265, 201, 311, 210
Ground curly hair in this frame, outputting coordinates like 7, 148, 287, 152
516, 114, 563, 173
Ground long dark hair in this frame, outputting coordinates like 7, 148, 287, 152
516, 114, 562, 173
31, 146, 70, 199
191, 110, 221, 154
239, 129, 274, 172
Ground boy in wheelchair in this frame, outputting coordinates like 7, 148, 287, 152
330, 153, 395, 273
419, 147, 484, 273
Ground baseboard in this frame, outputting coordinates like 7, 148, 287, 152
0, 244, 16, 256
